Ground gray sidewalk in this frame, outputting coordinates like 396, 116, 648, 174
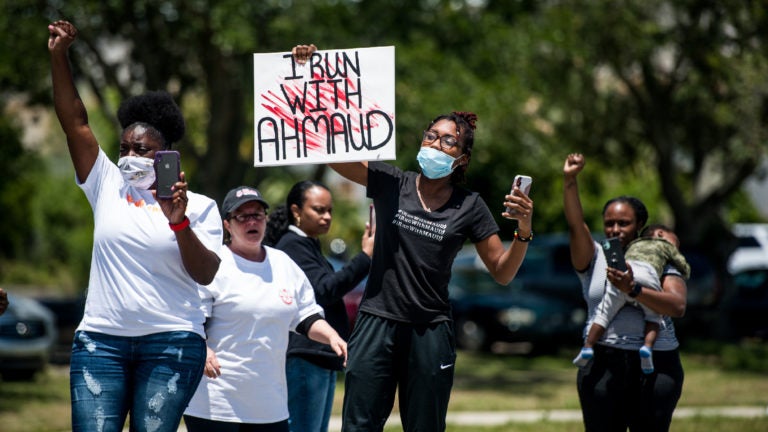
326, 406, 768, 429
164, 406, 766, 431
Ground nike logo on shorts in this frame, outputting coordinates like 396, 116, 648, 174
440, 363, 454, 370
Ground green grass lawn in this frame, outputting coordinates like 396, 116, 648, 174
2, 342, 767, 431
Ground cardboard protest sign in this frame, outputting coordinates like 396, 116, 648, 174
253, 46, 396, 166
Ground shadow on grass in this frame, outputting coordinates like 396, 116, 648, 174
454, 350, 574, 395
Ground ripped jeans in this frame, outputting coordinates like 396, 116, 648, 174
70, 330, 206, 432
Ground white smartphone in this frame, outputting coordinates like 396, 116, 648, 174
504, 175, 532, 218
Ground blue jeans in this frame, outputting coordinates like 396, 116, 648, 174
286, 356, 337, 432
70, 330, 206, 432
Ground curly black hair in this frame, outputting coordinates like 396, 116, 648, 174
426, 111, 477, 184
117, 91, 185, 147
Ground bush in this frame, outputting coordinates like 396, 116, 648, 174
720, 339, 768, 372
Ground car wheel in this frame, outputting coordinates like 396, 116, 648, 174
0, 368, 39, 382
528, 341, 559, 357
455, 318, 487, 351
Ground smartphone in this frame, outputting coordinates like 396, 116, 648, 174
369, 203, 376, 229
504, 175, 533, 218
154, 150, 180, 199
602, 237, 628, 272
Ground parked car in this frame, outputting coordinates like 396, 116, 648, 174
718, 224, 768, 340
37, 295, 86, 364
0, 293, 57, 381
326, 256, 368, 330
725, 267, 768, 339
342, 282, 366, 330
665, 247, 725, 341
676, 223, 768, 342
448, 234, 585, 354
728, 223, 768, 274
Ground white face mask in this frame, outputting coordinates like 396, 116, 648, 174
117, 156, 156, 189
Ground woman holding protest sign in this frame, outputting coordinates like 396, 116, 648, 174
263, 180, 374, 432
292, 44, 534, 432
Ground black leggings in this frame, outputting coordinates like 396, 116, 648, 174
577, 345, 684, 432
183, 415, 289, 432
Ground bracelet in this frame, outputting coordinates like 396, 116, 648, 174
514, 228, 533, 243
628, 282, 642, 298
169, 216, 190, 232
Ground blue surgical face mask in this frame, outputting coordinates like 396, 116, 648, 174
117, 156, 156, 189
417, 147, 462, 179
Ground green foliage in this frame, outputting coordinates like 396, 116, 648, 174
0, 1, 55, 103
725, 190, 766, 224
2, 0, 768, 291
678, 337, 768, 373
0, 111, 92, 292
720, 339, 768, 373
506, 0, 768, 274
0, 118, 43, 261
32, 169, 93, 290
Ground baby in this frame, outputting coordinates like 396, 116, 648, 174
573, 224, 690, 374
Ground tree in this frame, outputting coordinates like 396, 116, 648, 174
2, 0, 767, 292
520, 0, 768, 275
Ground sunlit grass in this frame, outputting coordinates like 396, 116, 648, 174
383, 417, 768, 432
0, 366, 71, 432
3, 345, 768, 431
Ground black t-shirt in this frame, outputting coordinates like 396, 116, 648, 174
362, 161, 499, 324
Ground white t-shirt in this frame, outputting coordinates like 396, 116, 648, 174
185, 246, 324, 423
76, 149, 223, 338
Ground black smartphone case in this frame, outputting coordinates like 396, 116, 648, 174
154, 151, 180, 199
602, 237, 627, 272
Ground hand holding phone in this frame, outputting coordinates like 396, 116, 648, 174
154, 150, 181, 199
602, 237, 627, 272
503, 175, 533, 219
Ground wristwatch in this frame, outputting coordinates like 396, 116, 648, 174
628, 282, 642, 298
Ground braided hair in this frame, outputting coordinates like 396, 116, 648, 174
117, 90, 185, 149
427, 111, 477, 184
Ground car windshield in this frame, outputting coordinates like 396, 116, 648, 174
733, 269, 768, 291
737, 236, 761, 248
451, 268, 509, 295
516, 244, 573, 278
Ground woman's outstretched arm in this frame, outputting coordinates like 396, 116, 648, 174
48, 20, 99, 183
563, 153, 595, 271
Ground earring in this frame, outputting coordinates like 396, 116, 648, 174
296, 216, 301, 227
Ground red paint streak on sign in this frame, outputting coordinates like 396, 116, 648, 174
260, 68, 386, 153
